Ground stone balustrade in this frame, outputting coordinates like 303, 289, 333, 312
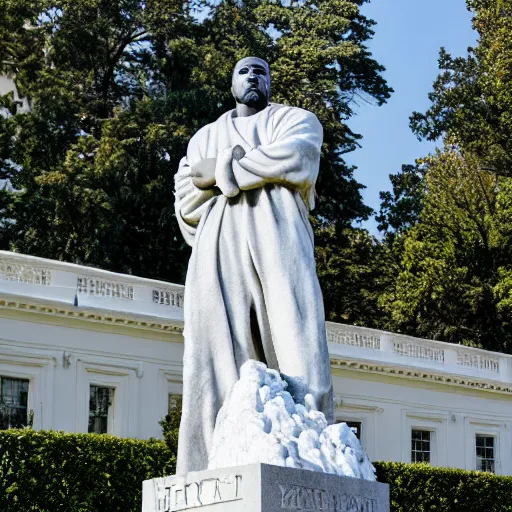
2, 251, 511, 386
0, 251, 184, 322
326, 321, 511, 385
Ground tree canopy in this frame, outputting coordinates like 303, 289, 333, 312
369, 0, 512, 353
0, 0, 391, 285
410, 0, 512, 177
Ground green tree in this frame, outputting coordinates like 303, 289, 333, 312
379, 147, 512, 352
315, 223, 386, 326
0, 0, 391, 288
376, 163, 426, 238
410, 0, 512, 177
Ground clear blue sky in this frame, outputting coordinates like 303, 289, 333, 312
346, 0, 477, 235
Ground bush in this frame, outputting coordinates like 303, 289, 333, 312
4, 430, 512, 512
159, 394, 182, 455
375, 461, 512, 512
0, 429, 174, 511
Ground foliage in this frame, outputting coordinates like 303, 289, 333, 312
375, 461, 512, 512
375, 147, 512, 352
0, 0, 391, 284
369, 0, 512, 351
376, 163, 426, 238
315, 223, 388, 326
410, 0, 512, 177
3, 428, 512, 512
0, 429, 174, 512
159, 394, 182, 454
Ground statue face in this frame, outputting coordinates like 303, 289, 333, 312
231, 57, 270, 110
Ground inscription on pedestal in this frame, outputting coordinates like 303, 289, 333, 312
155, 475, 243, 511
279, 484, 377, 512
143, 464, 389, 512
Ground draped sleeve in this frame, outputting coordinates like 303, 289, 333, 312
232, 107, 323, 210
174, 125, 220, 246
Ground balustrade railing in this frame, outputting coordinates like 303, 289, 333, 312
2, 251, 510, 382
326, 321, 511, 382
0, 251, 184, 321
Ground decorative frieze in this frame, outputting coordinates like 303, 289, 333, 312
152, 288, 184, 309
0, 260, 51, 285
77, 277, 134, 300
326, 327, 380, 350
456, 351, 500, 373
393, 341, 445, 363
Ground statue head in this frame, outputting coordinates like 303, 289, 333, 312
231, 57, 270, 111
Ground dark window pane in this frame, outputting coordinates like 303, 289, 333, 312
336, 420, 362, 441
476, 435, 495, 473
411, 430, 431, 464
0, 377, 29, 429
168, 394, 181, 414
88, 386, 114, 434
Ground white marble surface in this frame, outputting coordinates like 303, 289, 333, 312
174, 101, 332, 474
208, 360, 375, 481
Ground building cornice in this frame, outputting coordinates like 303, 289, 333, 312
330, 357, 512, 395
0, 296, 184, 335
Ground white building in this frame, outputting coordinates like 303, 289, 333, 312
1, 250, 511, 475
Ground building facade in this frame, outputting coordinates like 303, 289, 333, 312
1, 250, 511, 475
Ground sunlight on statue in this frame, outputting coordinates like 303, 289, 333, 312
174, 56, 334, 475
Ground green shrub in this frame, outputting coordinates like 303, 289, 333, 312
159, 395, 182, 454
4, 429, 512, 512
0, 429, 174, 512
375, 461, 512, 512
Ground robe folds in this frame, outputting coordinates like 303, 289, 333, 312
174, 103, 334, 475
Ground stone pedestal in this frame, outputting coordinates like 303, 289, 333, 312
142, 463, 389, 512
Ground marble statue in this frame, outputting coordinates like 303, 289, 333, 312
174, 56, 333, 475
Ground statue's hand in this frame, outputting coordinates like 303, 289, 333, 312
191, 158, 217, 189
232, 145, 246, 161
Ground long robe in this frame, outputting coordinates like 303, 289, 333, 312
174, 103, 333, 475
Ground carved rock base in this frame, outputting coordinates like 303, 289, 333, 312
142, 463, 389, 512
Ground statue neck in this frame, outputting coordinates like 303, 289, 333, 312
235, 102, 268, 118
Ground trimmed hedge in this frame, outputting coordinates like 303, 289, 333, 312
0, 429, 174, 512
375, 461, 512, 512
3, 430, 512, 511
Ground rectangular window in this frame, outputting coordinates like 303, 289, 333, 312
476, 435, 495, 473
88, 386, 114, 434
0, 377, 29, 429
411, 429, 431, 463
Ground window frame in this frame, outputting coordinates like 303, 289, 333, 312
475, 433, 496, 473
334, 399, 383, 459
335, 419, 363, 442
77, 361, 138, 437
464, 418, 503, 475
0, 352, 55, 430
402, 411, 447, 466
411, 428, 432, 464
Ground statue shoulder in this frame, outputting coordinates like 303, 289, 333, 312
269, 103, 320, 121
189, 111, 232, 145
268, 104, 322, 132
